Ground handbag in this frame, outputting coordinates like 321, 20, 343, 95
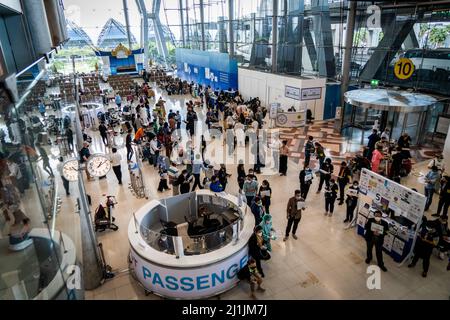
259, 248, 271, 260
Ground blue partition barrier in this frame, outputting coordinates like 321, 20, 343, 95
175, 48, 238, 91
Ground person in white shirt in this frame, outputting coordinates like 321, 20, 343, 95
57, 157, 70, 195
234, 122, 245, 147
380, 128, 390, 141
428, 153, 445, 174
110, 148, 123, 185
150, 136, 161, 168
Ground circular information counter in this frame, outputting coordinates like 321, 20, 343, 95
128, 190, 254, 299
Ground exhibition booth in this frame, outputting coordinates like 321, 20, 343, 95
238, 67, 326, 121
356, 169, 426, 263
128, 190, 254, 299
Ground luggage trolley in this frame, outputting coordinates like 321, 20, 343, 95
128, 146, 148, 199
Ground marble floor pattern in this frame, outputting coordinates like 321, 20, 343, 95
23, 81, 449, 300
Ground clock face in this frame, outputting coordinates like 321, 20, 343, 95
62, 159, 79, 181
87, 154, 112, 177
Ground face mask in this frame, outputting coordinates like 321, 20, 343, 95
296, 196, 301, 200
375, 217, 381, 222
257, 232, 262, 237
258, 202, 263, 207
353, 184, 358, 188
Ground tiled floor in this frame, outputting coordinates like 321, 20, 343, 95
33, 82, 449, 300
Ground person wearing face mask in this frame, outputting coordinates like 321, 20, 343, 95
176, 169, 192, 194
364, 211, 389, 272
299, 164, 314, 200
251, 196, 265, 226
344, 181, 359, 223
433, 176, 450, 218
243, 174, 259, 206
284, 190, 305, 241
430, 216, 449, 260
428, 153, 445, 175
337, 161, 352, 205
247, 226, 268, 277
424, 166, 440, 211
317, 158, 333, 193
324, 179, 339, 217
259, 213, 276, 252
408, 222, 440, 277
258, 180, 272, 213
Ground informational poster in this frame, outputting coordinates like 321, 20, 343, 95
269, 103, 280, 119
358, 169, 425, 225
357, 214, 368, 228
383, 233, 395, 252
301, 87, 322, 100
285, 86, 301, 100
392, 237, 406, 255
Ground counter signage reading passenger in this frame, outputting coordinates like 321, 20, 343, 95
128, 190, 254, 299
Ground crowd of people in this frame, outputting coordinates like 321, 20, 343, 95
94, 74, 449, 295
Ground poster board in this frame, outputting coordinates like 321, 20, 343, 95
434, 114, 450, 136
269, 103, 280, 119
357, 168, 426, 263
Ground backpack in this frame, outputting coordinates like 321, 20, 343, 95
237, 265, 250, 280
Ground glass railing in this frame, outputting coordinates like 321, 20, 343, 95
135, 196, 244, 257
0, 47, 85, 300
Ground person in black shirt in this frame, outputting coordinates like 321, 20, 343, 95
299, 165, 314, 200
218, 164, 231, 191
237, 163, 246, 191
317, 158, 333, 193
99, 122, 108, 146
408, 221, 440, 277
324, 179, 338, 217
66, 126, 74, 151
177, 169, 192, 194
304, 136, 315, 167
366, 129, 380, 160
433, 176, 450, 218
258, 180, 272, 213
337, 161, 352, 205
397, 132, 412, 159
126, 129, 133, 162
344, 181, 359, 223
364, 210, 389, 272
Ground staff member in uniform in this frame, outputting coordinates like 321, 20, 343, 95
299, 164, 314, 200
364, 210, 389, 272
125, 129, 134, 162
110, 148, 122, 185
433, 176, 450, 218
344, 181, 359, 223
324, 179, 339, 217
337, 161, 352, 205
408, 222, 439, 277
317, 158, 333, 193
284, 190, 305, 241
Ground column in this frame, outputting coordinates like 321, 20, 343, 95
21, 0, 53, 56
179, 0, 186, 47
123, 0, 133, 49
272, 0, 278, 73
43, 0, 64, 46
443, 125, 450, 173
228, 0, 234, 56
199, 0, 206, 50
340, 0, 356, 106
